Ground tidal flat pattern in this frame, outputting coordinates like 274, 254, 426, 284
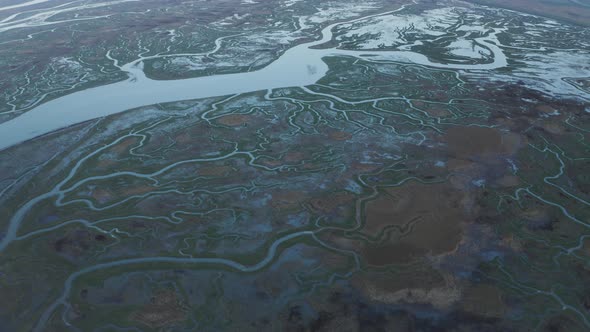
0, 0, 589, 331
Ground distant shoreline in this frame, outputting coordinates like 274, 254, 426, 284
468, 0, 590, 27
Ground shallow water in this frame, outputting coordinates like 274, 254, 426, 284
0, 3, 508, 151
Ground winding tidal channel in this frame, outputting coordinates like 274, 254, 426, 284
0, 3, 517, 330
0, 2, 508, 151
1, 5, 507, 326
1, 1, 589, 330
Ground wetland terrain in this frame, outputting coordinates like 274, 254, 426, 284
0, 0, 590, 331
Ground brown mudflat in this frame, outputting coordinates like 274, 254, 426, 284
443, 126, 521, 158
362, 182, 467, 265
216, 114, 251, 126
130, 290, 187, 328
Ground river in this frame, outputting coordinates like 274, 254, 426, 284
0, 2, 508, 151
